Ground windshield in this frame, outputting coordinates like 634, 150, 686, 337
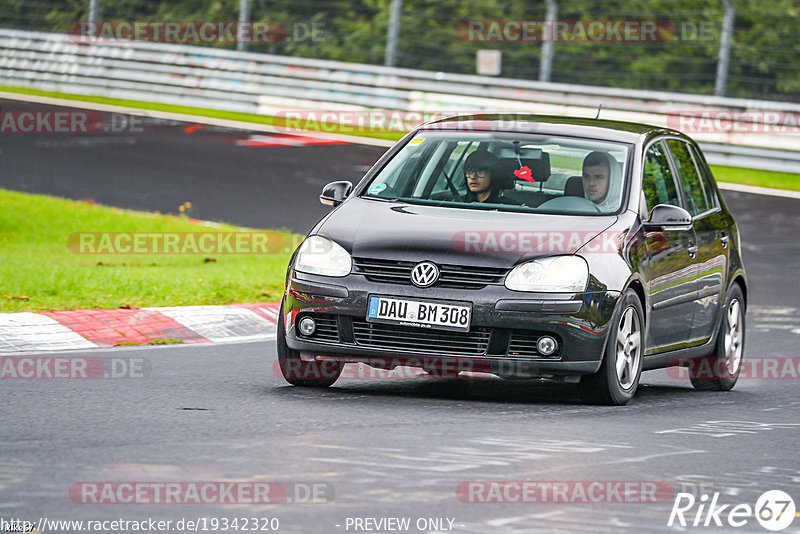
362, 131, 631, 215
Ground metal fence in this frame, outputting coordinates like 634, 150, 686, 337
1, 0, 799, 102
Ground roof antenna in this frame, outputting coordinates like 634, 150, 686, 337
595, 104, 603, 120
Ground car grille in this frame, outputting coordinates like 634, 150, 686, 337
297, 314, 339, 343
352, 257, 506, 290
351, 319, 490, 356
507, 331, 561, 358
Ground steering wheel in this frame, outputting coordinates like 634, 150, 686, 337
537, 195, 602, 212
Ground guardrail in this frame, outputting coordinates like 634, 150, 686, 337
1, 28, 799, 173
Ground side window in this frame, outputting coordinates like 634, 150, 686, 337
689, 143, 718, 210
642, 141, 680, 217
667, 139, 709, 216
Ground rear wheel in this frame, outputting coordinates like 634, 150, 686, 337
578, 289, 644, 405
689, 285, 745, 391
276, 303, 343, 387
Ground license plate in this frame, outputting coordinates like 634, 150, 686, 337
367, 296, 471, 332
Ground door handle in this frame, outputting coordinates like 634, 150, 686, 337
720, 234, 730, 248
688, 245, 698, 258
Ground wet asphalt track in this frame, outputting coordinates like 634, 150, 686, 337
0, 99, 386, 233
1, 100, 799, 533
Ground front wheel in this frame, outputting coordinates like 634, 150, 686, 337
276, 303, 343, 387
689, 284, 745, 391
578, 289, 644, 405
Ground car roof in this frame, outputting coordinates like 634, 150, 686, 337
420, 113, 680, 143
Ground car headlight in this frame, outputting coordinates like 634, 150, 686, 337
505, 256, 589, 292
294, 236, 352, 277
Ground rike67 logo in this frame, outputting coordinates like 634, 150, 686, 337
668, 489, 796, 531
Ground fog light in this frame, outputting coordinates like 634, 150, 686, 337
298, 317, 316, 336
537, 336, 558, 356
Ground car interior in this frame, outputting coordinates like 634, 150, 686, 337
365, 136, 628, 214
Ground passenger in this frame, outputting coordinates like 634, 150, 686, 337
582, 151, 617, 211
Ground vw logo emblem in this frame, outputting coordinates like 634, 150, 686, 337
410, 261, 440, 288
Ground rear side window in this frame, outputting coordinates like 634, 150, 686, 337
689, 143, 719, 210
667, 139, 709, 216
642, 142, 680, 217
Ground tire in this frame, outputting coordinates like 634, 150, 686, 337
276, 303, 343, 388
689, 284, 745, 391
578, 289, 644, 405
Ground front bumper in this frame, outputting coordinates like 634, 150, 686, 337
283, 271, 621, 378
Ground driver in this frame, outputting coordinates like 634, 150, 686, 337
581, 151, 617, 211
463, 149, 518, 205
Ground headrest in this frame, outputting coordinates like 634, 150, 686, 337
564, 175, 584, 197
496, 153, 551, 188
520, 153, 551, 183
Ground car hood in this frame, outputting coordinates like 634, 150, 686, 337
315, 197, 619, 268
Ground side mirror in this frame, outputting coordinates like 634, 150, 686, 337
319, 181, 353, 207
644, 204, 692, 229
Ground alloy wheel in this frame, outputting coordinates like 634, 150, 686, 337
615, 306, 642, 390
725, 298, 743, 375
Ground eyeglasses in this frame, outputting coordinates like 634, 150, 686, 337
465, 168, 489, 177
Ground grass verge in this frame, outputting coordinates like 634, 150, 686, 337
710, 165, 800, 192
0, 189, 298, 312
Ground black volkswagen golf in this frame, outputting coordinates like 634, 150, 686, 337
277, 114, 747, 405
